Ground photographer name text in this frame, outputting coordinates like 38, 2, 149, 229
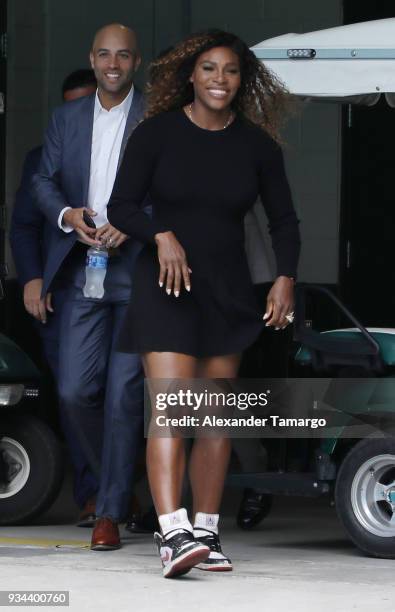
155, 415, 327, 429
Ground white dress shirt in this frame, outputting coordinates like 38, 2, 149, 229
58, 86, 134, 232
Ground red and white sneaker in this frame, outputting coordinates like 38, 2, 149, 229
154, 529, 210, 578
194, 531, 233, 571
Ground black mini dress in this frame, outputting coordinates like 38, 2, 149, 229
108, 110, 300, 357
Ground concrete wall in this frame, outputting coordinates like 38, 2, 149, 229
6, 0, 343, 282
5, 0, 47, 272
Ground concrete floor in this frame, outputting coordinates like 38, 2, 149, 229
0, 480, 394, 612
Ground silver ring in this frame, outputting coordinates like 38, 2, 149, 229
285, 311, 294, 323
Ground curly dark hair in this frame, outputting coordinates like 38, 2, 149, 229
146, 29, 290, 142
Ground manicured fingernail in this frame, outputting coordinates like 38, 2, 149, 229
174, 291, 179, 297
265, 323, 270, 327
186, 286, 191, 292
159, 281, 163, 287
275, 327, 280, 330
166, 289, 171, 295
263, 313, 269, 320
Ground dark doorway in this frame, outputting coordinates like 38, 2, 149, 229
340, 2, 395, 325
0, 3, 6, 272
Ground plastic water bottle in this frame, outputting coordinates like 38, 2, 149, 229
83, 246, 108, 299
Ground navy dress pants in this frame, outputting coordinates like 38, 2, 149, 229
38, 289, 99, 508
57, 245, 144, 521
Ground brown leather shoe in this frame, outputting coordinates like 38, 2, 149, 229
91, 517, 121, 551
77, 497, 96, 528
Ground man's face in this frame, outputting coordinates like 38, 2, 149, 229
90, 28, 140, 96
63, 84, 96, 102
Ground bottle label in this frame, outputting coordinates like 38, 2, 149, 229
86, 254, 107, 269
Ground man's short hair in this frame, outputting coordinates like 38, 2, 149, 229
62, 69, 97, 95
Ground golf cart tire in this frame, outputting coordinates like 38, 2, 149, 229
335, 437, 395, 559
0, 414, 64, 525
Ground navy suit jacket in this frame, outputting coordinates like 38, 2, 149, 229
9, 146, 51, 287
32, 89, 145, 295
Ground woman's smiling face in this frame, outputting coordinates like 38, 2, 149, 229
189, 46, 241, 111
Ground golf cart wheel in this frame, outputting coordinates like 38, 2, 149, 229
335, 437, 395, 558
0, 414, 64, 525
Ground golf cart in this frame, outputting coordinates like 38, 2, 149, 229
228, 19, 395, 559
0, 274, 64, 525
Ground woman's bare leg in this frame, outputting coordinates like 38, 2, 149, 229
189, 354, 241, 518
143, 352, 197, 515
145, 351, 241, 519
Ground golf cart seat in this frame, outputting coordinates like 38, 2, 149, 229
296, 328, 395, 367
294, 285, 385, 373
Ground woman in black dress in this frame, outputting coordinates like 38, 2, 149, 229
108, 29, 300, 578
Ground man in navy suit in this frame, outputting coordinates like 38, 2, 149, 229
10, 70, 99, 526
10, 70, 97, 351
32, 24, 146, 550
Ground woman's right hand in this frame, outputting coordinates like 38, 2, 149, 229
154, 231, 191, 296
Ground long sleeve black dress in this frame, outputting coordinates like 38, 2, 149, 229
108, 109, 300, 358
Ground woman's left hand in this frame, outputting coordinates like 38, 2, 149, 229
263, 276, 294, 330
95, 223, 128, 248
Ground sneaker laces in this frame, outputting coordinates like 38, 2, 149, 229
195, 530, 222, 554
163, 529, 196, 552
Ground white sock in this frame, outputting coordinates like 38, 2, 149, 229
158, 507, 193, 538
193, 512, 219, 536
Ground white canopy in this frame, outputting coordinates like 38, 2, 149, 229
252, 18, 395, 102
